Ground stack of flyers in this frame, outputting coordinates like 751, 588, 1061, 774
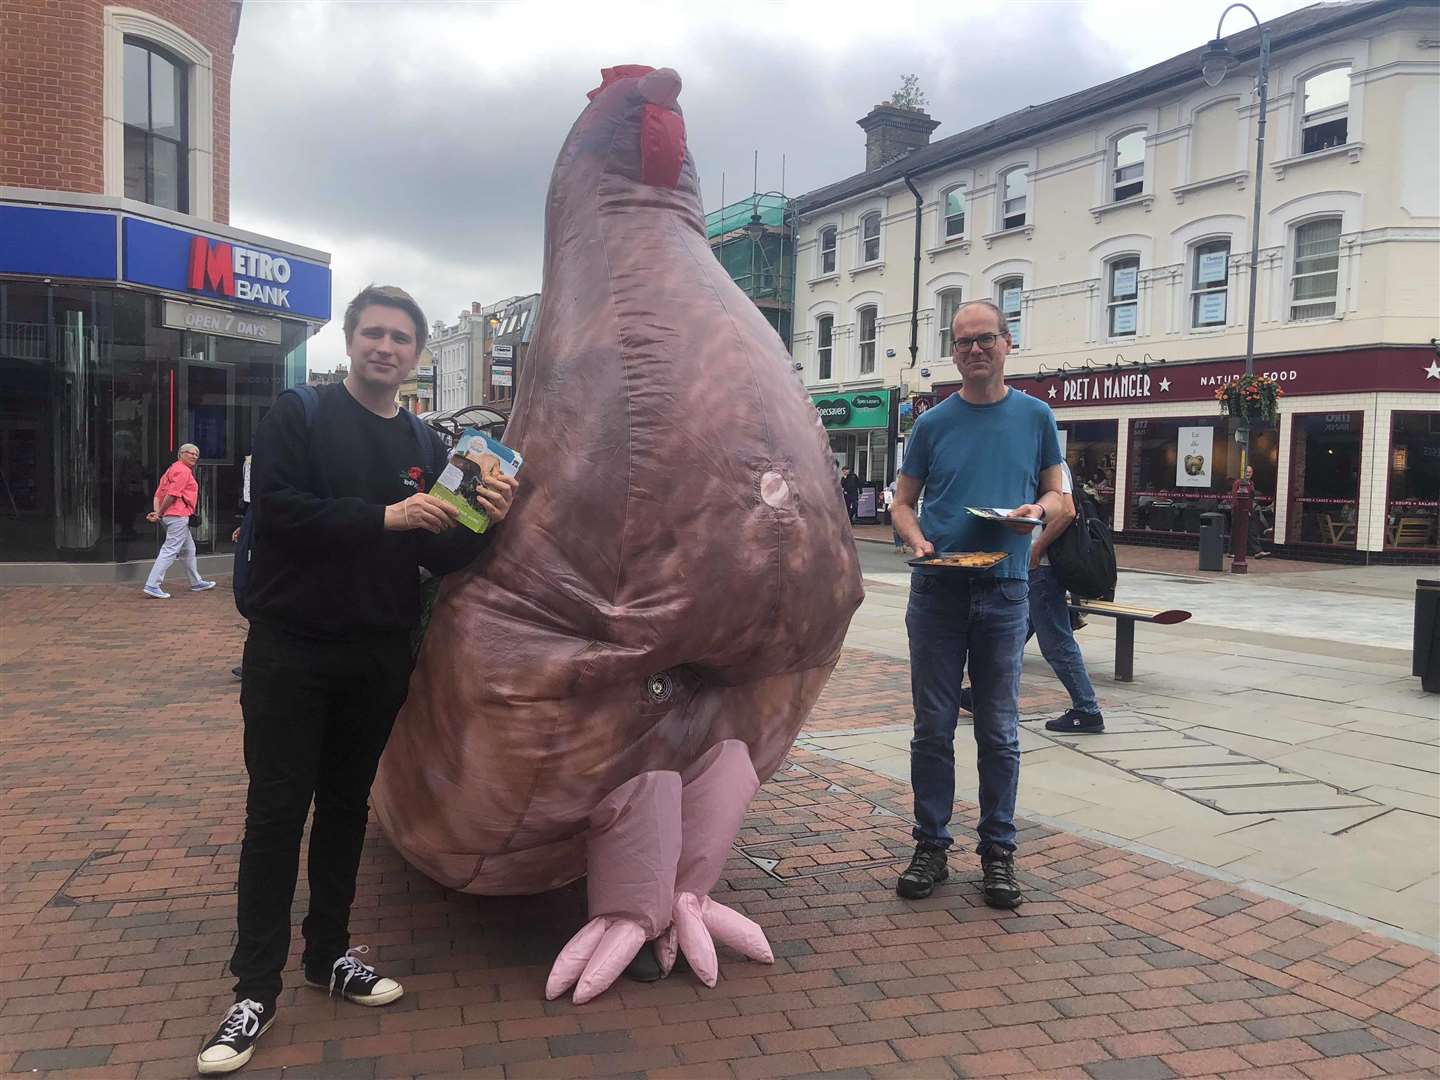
966, 506, 1044, 528
428, 428, 524, 533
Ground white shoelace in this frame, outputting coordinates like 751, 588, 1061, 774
329, 945, 378, 997
216, 999, 265, 1044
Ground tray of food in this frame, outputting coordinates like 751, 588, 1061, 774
905, 551, 1011, 572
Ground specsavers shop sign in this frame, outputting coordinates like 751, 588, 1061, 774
122, 218, 331, 321
811, 389, 892, 430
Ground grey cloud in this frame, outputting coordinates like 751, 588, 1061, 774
228, 3, 1128, 364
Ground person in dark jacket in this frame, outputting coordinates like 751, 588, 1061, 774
197, 286, 519, 1076
840, 466, 861, 521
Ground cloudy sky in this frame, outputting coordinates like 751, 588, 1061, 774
229, 0, 1314, 372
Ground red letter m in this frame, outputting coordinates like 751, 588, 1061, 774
187, 237, 234, 296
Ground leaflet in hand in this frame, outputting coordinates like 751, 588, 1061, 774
428, 428, 523, 533
967, 506, 1044, 528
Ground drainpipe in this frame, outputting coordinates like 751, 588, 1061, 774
903, 176, 923, 369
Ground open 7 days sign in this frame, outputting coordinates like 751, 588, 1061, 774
812, 389, 892, 430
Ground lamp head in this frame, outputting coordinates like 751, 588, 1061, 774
1201, 38, 1234, 87
744, 212, 766, 243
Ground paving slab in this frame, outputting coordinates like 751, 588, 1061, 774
3, 580, 1438, 1080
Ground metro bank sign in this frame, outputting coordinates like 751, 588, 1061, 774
187, 236, 293, 307
122, 218, 331, 321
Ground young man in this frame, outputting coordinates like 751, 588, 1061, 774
890, 300, 1063, 910
198, 286, 519, 1075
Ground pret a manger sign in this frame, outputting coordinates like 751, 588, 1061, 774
1063, 371, 1153, 403
187, 237, 292, 308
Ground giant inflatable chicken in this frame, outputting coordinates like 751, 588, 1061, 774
372, 65, 864, 1005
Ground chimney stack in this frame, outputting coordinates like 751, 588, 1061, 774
857, 103, 940, 172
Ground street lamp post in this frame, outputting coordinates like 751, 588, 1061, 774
1201, 3, 1269, 574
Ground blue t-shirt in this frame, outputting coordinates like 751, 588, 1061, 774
899, 390, 1063, 580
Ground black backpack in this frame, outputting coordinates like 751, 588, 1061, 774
233, 385, 439, 619
1049, 487, 1117, 601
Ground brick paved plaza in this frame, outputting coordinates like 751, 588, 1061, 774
2, 583, 1437, 1079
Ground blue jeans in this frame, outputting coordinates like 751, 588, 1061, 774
906, 573, 1029, 855
1029, 565, 1101, 714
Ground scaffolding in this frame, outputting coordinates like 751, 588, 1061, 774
704, 192, 795, 348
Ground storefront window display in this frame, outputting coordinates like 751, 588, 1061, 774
1385, 411, 1440, 551
1056, 419, 1118, 525
1126, 416, 1277, 536
0, 281, 306, 563
1286, 412, 1363, 548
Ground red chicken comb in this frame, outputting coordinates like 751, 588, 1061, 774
588, 65, 657, 101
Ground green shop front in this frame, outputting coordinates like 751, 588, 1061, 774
811, 388, 896, 522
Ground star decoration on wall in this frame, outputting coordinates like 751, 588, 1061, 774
1159, 377, 1172, 392
1047, 385, 1057, 399
1425, 360, 1440, 380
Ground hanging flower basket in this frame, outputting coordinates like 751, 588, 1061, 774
1214, 373, 1282, 422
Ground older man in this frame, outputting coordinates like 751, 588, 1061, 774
142, 443, 215, 598
890, 299, 1064, 909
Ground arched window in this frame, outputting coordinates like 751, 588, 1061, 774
1291, 217, 1342, 320
942, 187, 966, 240
859, 212, 881, 263
1300, 67, 1351, 155
1112, 131, 1145, 201
1190, 239, 1230, 328
937, 288, 963, 357
856, 305, 878, 375
1000, 168, 1027, 230
996, 277, 1024, 348
1107, 256, 1140, 337
123, 38, 188, 211
818, 226, 837, 275
816, 315, 834, 380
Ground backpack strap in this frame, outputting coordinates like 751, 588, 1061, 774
287, 383, 321, 432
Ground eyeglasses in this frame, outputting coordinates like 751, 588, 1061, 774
952, 333, 1008, 352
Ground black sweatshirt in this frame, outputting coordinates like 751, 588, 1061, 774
246, 382, 491, 640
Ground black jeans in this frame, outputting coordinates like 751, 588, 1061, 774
229, 620, 413, 1005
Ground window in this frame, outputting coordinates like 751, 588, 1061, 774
123, 39, 188, 211
816, 315, 834, 380
996, 277, 1023, 348
1290, 218, 1341, 319
937, 288, 963, 357
859, 212, 881, 263
1000, 168, 1027, 229
818, 227, 837, 275
857, 306, 877, 375
1112, 131, 1145, 201
943, 188, 966, 239
1190, 240, 1230, 328
1300, 67, 1351, 155
1190, 99, 1239, 179
1107, 258, 1140, 337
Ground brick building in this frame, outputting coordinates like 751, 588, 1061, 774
0, 0, 331, 575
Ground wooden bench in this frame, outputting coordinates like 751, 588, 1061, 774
1067, 599, 1192, 683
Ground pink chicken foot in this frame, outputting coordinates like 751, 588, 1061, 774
545, 740, 770, 1004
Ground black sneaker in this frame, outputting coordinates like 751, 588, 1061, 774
896, 843, 949, 899
231, 665, 243, 681
981, 850, 1023, 909
304, 945, 404, 1006
1045, 708, 1104, 734
197, 999, 274, 1075
958, 686, 974, 714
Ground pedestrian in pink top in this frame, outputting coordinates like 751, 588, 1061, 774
142, 443, 216, 598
